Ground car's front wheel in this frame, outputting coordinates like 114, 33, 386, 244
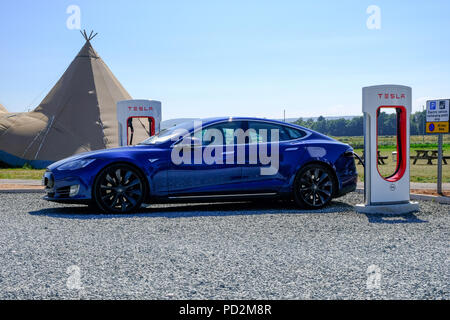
293, 164, 335, 209
93, 163, 147, 213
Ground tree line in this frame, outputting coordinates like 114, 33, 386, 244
293, 110, 427, 136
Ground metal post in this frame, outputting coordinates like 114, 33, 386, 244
363, 113, 370, 205
437, 134, 443, 195
422, 105, 425, 144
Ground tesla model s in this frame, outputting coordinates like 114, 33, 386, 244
43, 117, 357, 213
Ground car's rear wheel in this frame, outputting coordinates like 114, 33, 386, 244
93, 164, 146, 213
293, 164, 335, 209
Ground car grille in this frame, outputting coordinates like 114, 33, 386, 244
55, 186, 71, 197
43, 170, 73, 198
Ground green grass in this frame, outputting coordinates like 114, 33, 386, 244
336, 135, 450, 182
0, 168, 46, 180
353, 148, 450, 183
335, 135, 450, 151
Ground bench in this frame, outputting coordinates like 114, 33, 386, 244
411, 150, 449, 165
356, 151, 388, 165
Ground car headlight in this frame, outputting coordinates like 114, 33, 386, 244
57, 159, 95, 171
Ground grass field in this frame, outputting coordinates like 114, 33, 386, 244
337, 135, 450, 183
335, 135, 450, 150
0, 168, 46, 180
0, 135, 448, 183
353, 149, 449, 183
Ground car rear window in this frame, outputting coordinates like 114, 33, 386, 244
247, 122, 290, 142
284, 126, 307, 140
247, 121, 306, 142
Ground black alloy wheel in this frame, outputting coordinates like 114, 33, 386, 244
294, 164, 335, 209
94, 164, 146, 213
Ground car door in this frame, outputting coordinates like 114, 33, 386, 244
167, 121, 246, 196
241, 121, 307, 192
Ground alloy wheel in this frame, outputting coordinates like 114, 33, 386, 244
296, 166, 334, 208
95, 165, 145, 213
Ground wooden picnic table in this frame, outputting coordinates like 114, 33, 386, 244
356, 151, 388, 165
411, 149, 449, 165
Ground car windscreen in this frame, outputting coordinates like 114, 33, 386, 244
139, 121, 196, 145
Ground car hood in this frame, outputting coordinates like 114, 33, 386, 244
47, 145, 159, 170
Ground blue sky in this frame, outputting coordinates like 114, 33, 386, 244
0, 0, 449, 120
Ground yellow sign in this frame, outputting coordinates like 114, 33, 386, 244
426, 121, 449, 134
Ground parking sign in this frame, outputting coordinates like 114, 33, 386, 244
425, 99, 449, 195
426, 100, 449, 134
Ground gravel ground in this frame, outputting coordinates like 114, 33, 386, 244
0, 192, 448, 300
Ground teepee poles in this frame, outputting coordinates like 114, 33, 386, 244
79, 29, 98, 41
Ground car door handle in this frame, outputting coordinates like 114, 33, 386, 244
285, 147, 299, 151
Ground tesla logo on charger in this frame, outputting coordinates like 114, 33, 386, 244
128, 106, 153, 111
377, 93, 406, 100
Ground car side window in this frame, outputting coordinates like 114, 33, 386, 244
284, 126, 307, 139
198, 121, 244, 146
247, 121, 292, 143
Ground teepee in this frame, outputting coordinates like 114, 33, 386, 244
0, 104, 7, 113
0, 31, 132, 168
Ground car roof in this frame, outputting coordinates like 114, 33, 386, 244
202, 116, 300, 127
199, 117, 335, 142
170, 116, 335, 139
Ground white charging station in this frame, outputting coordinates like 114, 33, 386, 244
117, 100, 162, 146
356, 85, 419, 214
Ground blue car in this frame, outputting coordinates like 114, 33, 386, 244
43, 117, 357, 213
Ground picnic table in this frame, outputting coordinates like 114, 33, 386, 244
356, 151, 388, 165
411, 150, 449, 165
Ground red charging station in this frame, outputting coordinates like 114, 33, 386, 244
356, 85, 419, 214
117, 100, 162, 146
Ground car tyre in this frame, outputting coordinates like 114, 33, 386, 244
293, 164, 335, 209
93, 163, 147, 213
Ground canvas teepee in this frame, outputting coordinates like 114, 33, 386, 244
0, 31, 132, 168
0, 104, 7, 113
